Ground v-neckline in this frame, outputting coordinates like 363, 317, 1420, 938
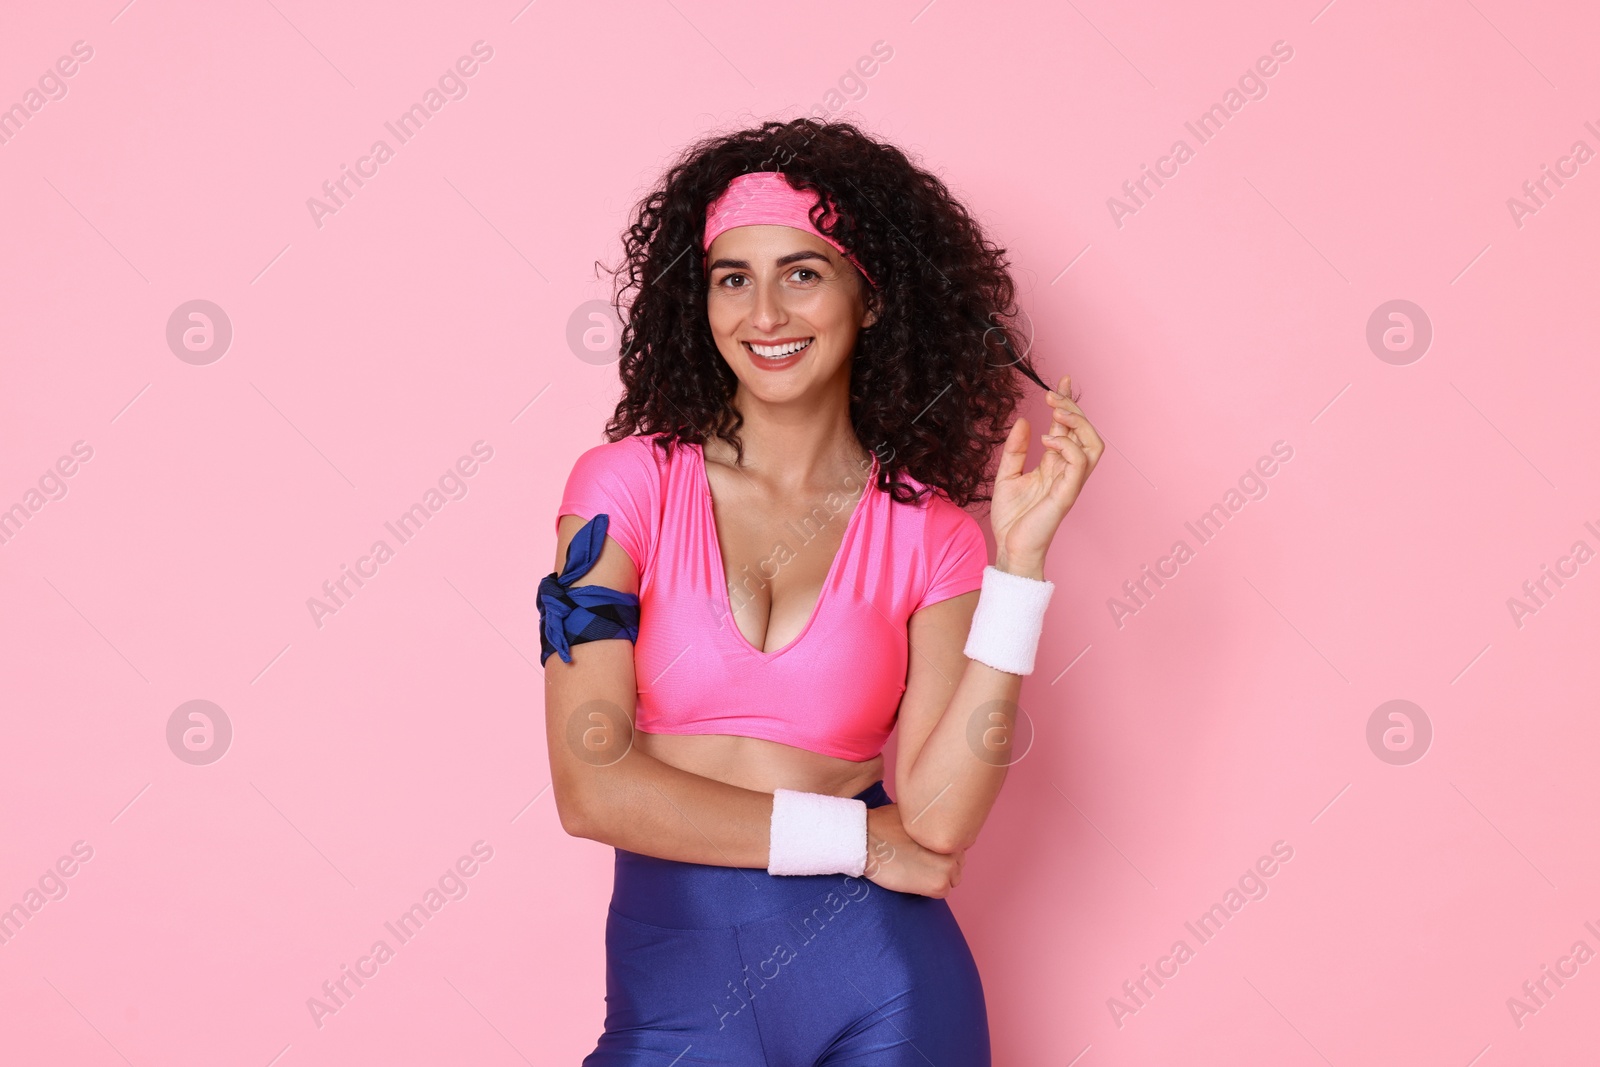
694, 441, 878, 659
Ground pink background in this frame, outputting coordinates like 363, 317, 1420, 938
3, 0, 1598, 1063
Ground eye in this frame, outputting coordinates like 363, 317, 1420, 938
712, 266, 822, 289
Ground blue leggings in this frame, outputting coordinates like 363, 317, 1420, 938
582, 780, 991, 1065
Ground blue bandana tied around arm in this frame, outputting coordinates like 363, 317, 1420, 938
538, 513, 641, 667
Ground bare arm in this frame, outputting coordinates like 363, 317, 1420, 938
546, 512, 781, 866
896, 377, 1102, 854
546, 513, 964, 896
892, 566, 1032, 856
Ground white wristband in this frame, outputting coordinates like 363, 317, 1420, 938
963, 564, 1054, 675
768, 789, 867, 876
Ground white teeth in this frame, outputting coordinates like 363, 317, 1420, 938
748, 338, 812, 358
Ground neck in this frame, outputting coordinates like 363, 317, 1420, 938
715, 377, 871, 492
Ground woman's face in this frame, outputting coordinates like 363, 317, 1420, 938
705, 224, 876, 405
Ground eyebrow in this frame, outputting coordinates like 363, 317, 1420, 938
706, 249, 833, 272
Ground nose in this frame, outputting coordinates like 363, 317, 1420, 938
749, 276, 788, 331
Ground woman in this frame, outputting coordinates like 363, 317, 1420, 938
542, 118, 1101, 1064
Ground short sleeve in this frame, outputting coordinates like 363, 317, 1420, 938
555, 436, 660, 575
913, 502, 988, 613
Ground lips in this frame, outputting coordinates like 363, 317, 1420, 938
743, 337, 812, 371
745, 337, 813, 359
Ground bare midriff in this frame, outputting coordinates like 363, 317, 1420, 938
634, 728, 885, 800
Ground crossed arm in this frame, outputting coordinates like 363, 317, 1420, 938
544, 512, 1032, 872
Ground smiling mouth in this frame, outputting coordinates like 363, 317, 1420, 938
744, 338, 813, 360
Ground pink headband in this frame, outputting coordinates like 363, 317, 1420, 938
702, 171, 876, 288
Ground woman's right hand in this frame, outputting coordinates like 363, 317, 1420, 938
864, 803, 966, 898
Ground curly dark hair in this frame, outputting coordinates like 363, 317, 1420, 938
597, 117, 1066, 508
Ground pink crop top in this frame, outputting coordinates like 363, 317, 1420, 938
553, 433, 989, 761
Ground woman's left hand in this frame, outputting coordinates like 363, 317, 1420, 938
989, 373, 1103, 577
